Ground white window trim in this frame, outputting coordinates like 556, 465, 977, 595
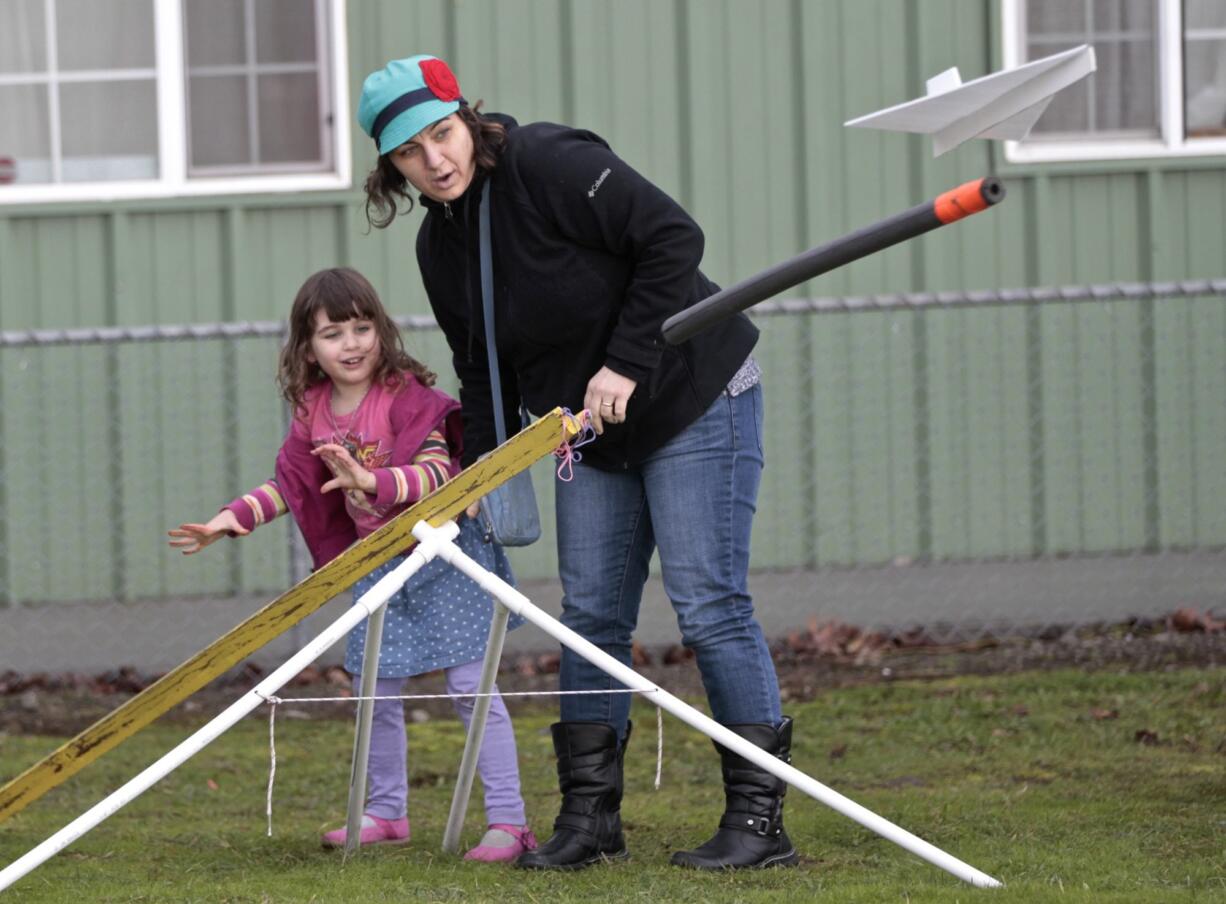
1001, 0, 1226, 163
0, 0, 351, 206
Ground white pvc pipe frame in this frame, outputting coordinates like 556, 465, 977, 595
0, 518, 1002, 892
0, 521, 457, 895
344, 591, 389, 854
412, 522, 1003, 889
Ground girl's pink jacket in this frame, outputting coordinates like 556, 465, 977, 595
271, 377, 463, 569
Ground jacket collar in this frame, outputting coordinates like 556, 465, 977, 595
419, 169, 485, 220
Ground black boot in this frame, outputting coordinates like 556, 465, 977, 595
515, 721, 632, 870
670, 716, 799, 870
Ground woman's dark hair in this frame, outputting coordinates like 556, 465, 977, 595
278, 267, 435, 416
362, 102, 507, 230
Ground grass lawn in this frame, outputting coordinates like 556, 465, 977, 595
0, 667, 1222, 903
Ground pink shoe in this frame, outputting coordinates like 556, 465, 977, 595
321, 814, 410, 849
463, 823, 538, 863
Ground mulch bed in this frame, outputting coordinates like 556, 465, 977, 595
2, 609, 1222, 738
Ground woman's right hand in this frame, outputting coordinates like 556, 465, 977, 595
168, 510, 248, 555
584, 366, 637, 434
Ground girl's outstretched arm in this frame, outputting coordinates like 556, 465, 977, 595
169, 478, 288, 554
167, 509, 248, 555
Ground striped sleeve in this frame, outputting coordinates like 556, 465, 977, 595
224, 479, 288, 533
372, 429, 453, 506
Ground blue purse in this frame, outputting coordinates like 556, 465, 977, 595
476, 179, 542, 547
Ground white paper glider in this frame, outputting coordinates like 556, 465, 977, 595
845, 44, 1096, 156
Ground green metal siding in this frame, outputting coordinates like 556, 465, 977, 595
1, 0, 1224, 604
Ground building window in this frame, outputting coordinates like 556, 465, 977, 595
184, 0, 330, 175
0, 0, 349, 203
0, 0, 159, 184
1184, 2, 1226, 139
1002, 0, 1226, 162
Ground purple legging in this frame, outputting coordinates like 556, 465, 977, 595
359, 659, 527, 825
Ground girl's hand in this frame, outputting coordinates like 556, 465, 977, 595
168, 510, 247, 555
313, 443, 377, 494
584, 366, 637, 435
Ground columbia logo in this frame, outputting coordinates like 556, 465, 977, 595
588, 168, 611, 198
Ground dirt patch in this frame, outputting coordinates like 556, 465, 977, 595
2, 614, 1223, 738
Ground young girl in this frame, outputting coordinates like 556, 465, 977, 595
167, 267, 536, 863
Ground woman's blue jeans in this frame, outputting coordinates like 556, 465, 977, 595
554, 384, 782, 737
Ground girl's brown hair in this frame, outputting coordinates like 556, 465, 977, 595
278, 267, 435, 416
363, 102, 507, 230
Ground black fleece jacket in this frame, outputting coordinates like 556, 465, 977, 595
417, 115, 758, 471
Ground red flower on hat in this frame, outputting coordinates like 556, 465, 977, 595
420, 58, 461, 102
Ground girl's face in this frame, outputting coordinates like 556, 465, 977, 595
388, 113, 476, 202
306, 309, 381, 394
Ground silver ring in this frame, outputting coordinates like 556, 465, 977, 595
600, 402, 613, 408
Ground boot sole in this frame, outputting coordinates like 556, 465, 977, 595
515, 848, 630, 871
670, 847, 799, 871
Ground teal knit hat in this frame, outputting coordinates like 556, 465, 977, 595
358, 55, 466, 155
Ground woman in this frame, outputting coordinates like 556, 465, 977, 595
357, 54, 798, 872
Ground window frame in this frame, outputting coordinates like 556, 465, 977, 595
0, 0, 351, 205
1001, 0, 1226, 163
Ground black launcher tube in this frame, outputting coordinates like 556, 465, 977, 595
662, 176, 1006, 345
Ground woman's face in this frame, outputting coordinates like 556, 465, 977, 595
388, 113, 476, 203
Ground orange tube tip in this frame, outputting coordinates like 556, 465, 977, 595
934, 178, 994, 224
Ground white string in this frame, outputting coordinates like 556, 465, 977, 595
255, 686, 665, 837
655, 706, 663, 790
265, 698, 277, 837
260, 687, 649, 705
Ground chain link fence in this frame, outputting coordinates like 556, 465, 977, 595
1, 280, 1223, 672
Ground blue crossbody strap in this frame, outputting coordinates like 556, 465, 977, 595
478, 179, 510, 445
473, 178, 542, 548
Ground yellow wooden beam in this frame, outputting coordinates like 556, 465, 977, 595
0, 409, 580, 823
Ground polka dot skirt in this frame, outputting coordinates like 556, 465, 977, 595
345, 516, 523, 678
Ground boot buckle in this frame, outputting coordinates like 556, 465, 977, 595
744, 816, 772, 836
